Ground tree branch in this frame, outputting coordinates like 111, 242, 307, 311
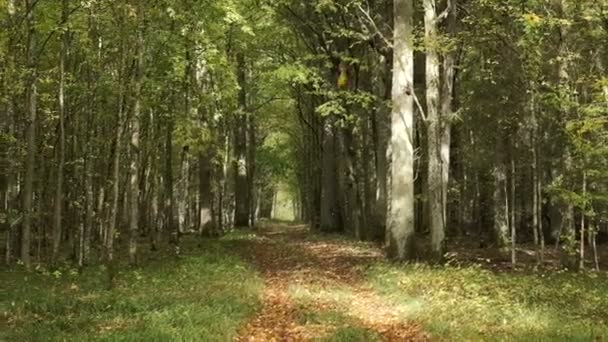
355, 3, 392, 49
436, 0, 453, 23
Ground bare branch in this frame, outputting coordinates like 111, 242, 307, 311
436, 0, 453, 23
412, 89, 428, 122
355, 3, 393, 49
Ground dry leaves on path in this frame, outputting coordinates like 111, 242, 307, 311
235, 223, 428, 342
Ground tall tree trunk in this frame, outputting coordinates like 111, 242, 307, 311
493, 135, 509, 248
424, 0, 444, 261
234, 53, 250, 227
2, 0, 17, 265
440, 0, 457, 236
553, 0, 575, 250
337, 127, 361, 238
52, 0, 69, 264
579, 171, 586, 270
372, 52, 391, 240
128, 0, 145, 265
536, 153, 545, 264
362, 114, 375, 240
199, 148, 215, 235
164, 118, 177, 244
531, 119, 540, 248
247, 114, 256, 227
82, 149, 93, 267
107, 27, 127, 271
591, 221, 599, 271
320, 115, 340, 232
22, 0, 38, 270
387, 0, 416, 261
510, 151, 517, 266
177, 146, 190, 233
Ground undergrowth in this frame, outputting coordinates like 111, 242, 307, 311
0, 234, 262, 341
367, 263, 608, 341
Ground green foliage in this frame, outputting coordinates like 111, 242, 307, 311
0, 236, 262, 341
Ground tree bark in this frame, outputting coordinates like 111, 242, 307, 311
234, 53, 250, 227
579, 171, 586, 270
52, 0, 69, 264
510, 151, 517, 266
387, 0, 416, 261
247, 113, 257, 227
199, 148, 215, 235
493, 135, 509, 248
2, 0, 17, 265
177, 146, 190, 233
424, 0, 444, 262
22, 0, 38, 270
320, 116, 340, 232
440, 0, 457, 237
107, 19, 127, 267
128, 0, 144, 265
164, 117, 176, 244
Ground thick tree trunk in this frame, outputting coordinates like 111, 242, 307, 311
337, 127, 361, 238
387, 0, 416, 261
372, 51, 391, 240
552, 0, 575, 251
198, 148, 215, 235
320, 116, 340, 232
440, 1, 457, 236
258, 185, 274, 219
424, 0, 444, 262
234, 53, 250, 227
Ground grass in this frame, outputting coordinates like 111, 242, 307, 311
3, 224, 607, 341
366, 263, 608, 341
0, 234, 262, 342
319, 326, 381, 342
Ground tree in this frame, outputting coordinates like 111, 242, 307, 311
387, 0, 416, 261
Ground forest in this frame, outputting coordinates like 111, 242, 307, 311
1, 0, 608, 340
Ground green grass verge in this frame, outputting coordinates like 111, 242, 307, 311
0, 235, 262, 342
319, 326, 381, 342
366, 263, 608, 341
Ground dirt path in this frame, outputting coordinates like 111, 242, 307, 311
235, 222, 428, 342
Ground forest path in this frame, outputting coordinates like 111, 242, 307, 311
234, 222, 428, 342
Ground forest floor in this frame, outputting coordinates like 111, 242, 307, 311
234, 222, 427, 341
234, 221, 608, 341
2, 221, 608, 341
